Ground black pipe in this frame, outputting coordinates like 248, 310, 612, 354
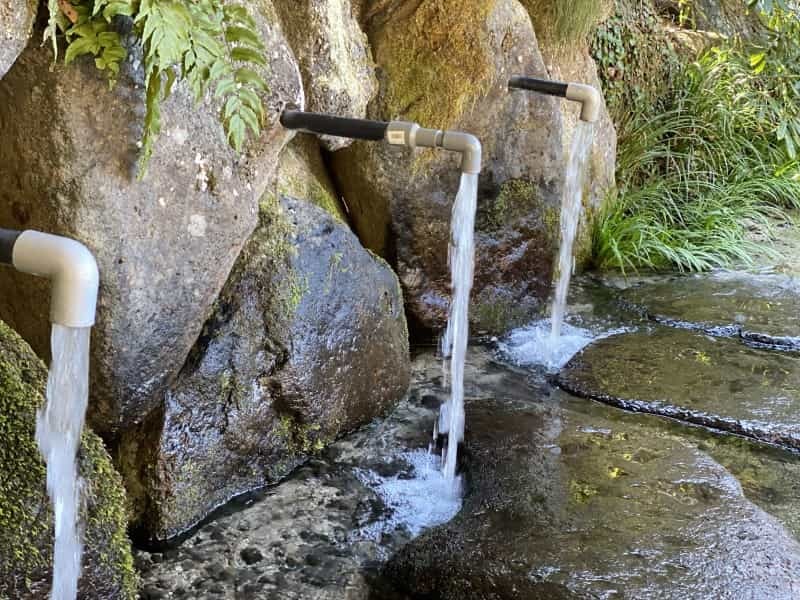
0, 229, 20, 265
280, 110, 389, 142
509, 76, 569, 98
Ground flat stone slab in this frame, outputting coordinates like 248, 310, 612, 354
382, 387, 800, 599
621, 272, 800, 350
558, 327, 800, 450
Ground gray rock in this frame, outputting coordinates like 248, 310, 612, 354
275, 0, 378, 151
0, 320, 137, 599
0, 2, 303, 433
0, 0, 36, 80
558, 327, 800, 450
332, 0, 574, 333
277, 135, 348, 220
120, 195, 410, 540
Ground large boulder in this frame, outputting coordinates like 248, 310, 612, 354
274, 0, 378, 151
0, 3, 303, 434
0, 0, 36, 80
0, 320, 137, 599
120, 195, 411, 541
334, 0, 576, 334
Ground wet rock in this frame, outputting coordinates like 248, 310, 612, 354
275, 0, 377, 151
0, 2, 303, 434
382, 377, 800, 598
120, 196, 410, 540
621, 272, 800, 350
333, 0, 568, 333
241, 547, 264, 565
0, 320, 137, 599
558, 327, 800, 450
0, 0, 36, 80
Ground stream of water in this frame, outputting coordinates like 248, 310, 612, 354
36, 324, 92, 600
551, 121, 594, 339
437, 172, 479, 490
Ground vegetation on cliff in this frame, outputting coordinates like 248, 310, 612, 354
592, 0, 800, 272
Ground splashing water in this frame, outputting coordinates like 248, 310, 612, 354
437, 172, 479, 491
551, 121, 594, 339
36, 324, 91, 600
498, 319, 627, 372
354, 450, 462, 541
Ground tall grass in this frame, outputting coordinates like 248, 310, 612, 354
524, 0, 612, 47
593, 40, 800, 273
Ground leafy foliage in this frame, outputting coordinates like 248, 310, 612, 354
45, 0, 269, 178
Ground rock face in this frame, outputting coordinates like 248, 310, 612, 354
0, 0, 36, 80
275, 0, 378, 151
558, 327, 800, 451
333, 0, 569, 333
0, 3, 303, 434
382, 350, 800, 599
0, 320, 137, 599
120, 196, 411, 540
277, 135, 348, 221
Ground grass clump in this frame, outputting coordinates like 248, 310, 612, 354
523, 0, 611, 47
593, 31, 800, 273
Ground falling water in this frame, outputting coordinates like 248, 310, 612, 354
36, 324, 92, 600
551, 121, 594, 339
437, 172, 479, 490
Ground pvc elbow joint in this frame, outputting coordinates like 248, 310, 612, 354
385, 122, 482, 174
565, 83, 602, 123
11, 231, 99, 328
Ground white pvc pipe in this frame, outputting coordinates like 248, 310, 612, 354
566, 83, 603, 123
12, 231, 99, 328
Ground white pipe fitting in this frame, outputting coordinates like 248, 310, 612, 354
12, 231, 99, 328
566, 83, 603, 123
385, 122, 483, 174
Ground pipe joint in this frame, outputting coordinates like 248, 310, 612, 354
386, 122, 482, 174
565, 83, 602, 123
11, 231, 99, 328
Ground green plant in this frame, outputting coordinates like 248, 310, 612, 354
593, 57, 800, 272
523, 0, 611, 48
45, 0, 269, 178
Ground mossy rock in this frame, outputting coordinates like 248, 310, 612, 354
0, 320, 137, 599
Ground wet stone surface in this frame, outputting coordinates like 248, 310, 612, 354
381, 350, 800, 600
139, 346, 800, 599
557, 327, 800, 450
620, 271, 800, 350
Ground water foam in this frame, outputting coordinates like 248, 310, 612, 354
354, 450, 462, 540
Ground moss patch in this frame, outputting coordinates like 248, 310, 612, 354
0, 320, 137, 598
369, 0, 497, 128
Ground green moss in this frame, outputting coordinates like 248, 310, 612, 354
487, 179, 542, 230
472, 296, 531, 334
0, 320, 137, 598
371, 0, 496, 129
276, 414, 330, 455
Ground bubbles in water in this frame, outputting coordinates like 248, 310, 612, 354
354, 450, 462, 540
498, 319, 626, 371
36, 324, 91, 600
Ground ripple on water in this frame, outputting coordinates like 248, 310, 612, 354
354, 450, 462, 540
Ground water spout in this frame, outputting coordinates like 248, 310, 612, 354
508, 76, 602, 123
0, 228, 98, 600
280, 111, 482, 489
